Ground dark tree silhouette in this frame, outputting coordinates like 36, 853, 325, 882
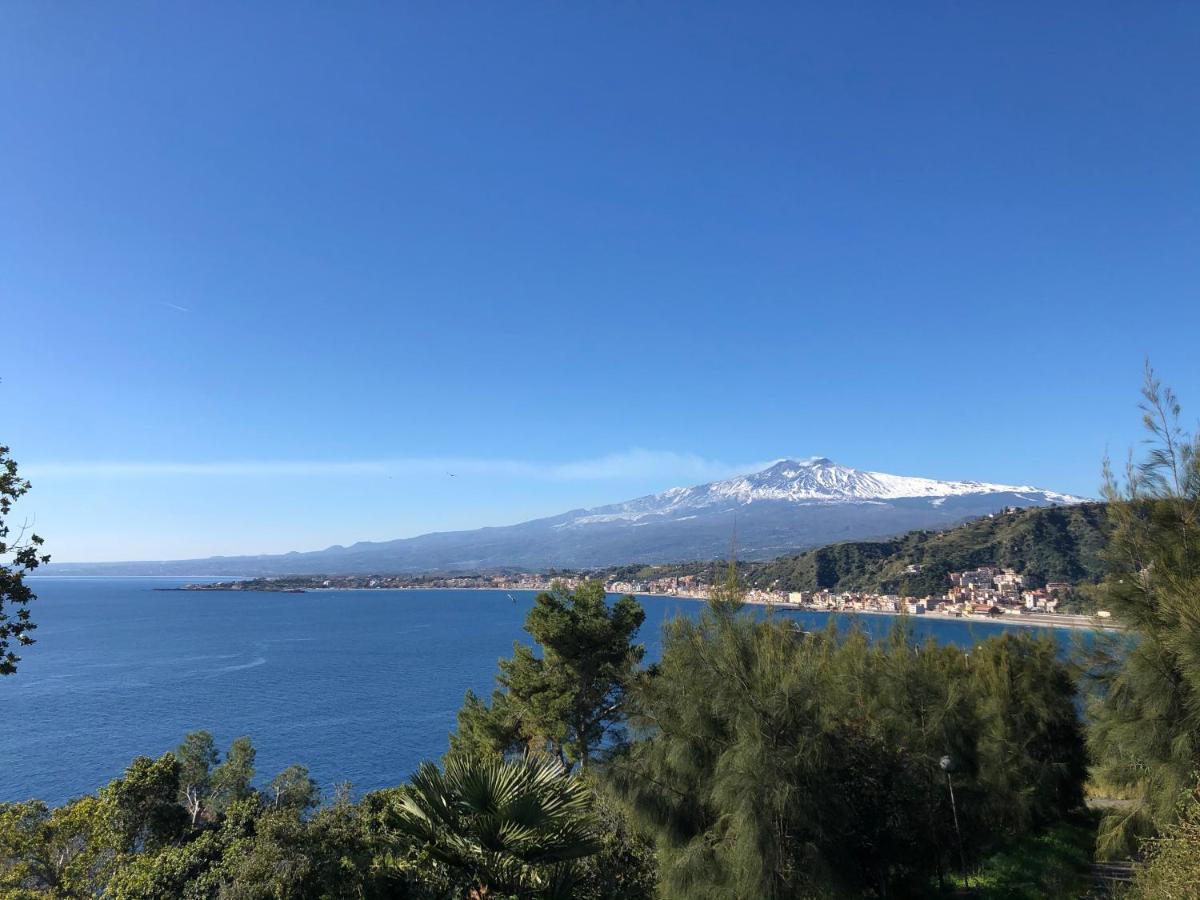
1, 443, 49, 676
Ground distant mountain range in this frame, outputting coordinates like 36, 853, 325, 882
45, 458, 1087, 576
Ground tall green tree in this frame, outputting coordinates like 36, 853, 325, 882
452, 581, 645, 770
969, 633, 1087, 833
268, 764, 320, 813
1086, 368, 1200, 856
175, 731, 219, 826
210, 736, 257, 814
174, 731, 257, 826
97, 753, 187, 855
0, 444, 49, 676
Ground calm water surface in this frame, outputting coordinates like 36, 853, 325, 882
2, 578, 1075, 805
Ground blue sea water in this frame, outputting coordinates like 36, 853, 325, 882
2, 578, 1078, 806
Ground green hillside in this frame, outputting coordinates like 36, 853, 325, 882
597, 503, 1110, 598
746, 502, 1110, 595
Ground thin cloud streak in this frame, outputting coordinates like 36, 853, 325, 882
25, 450, 776, 484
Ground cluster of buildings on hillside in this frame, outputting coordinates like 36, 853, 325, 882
604, 566, 1082, 619
945, 566, 1073, 612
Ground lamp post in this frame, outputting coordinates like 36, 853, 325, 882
940, 755, 969, 888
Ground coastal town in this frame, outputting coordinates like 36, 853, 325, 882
604, 565, 1111, 628
185, 564, 1111, 629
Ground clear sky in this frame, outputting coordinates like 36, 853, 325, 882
3, 3, 1199, 561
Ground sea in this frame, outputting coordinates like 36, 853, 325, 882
1, 577, 1081, 806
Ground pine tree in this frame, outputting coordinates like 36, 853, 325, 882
1086, 366, 1200, 856
452, 580, 645, 770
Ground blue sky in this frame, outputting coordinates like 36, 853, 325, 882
3, 3, 1199, 561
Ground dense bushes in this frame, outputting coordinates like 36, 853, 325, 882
0, 739, 646, 898
1126, 784, 1200, 898
606, 601, 1085, 899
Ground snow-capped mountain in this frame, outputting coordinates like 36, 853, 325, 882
47, 458, 1088, 576
567, 458, 1083, 525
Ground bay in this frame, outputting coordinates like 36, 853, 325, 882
2, 577, 1076, 806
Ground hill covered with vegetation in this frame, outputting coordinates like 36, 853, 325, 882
599, 502, 1111, 597
750, 501, 1110, 595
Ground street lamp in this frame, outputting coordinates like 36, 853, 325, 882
940, 755, 969, 887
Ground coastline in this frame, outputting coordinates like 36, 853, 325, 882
183, 583, 1118, 632
627, 590, 1118, 632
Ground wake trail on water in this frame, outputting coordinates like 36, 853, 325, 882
208, 657, 268, 676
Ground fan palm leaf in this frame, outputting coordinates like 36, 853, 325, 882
391, 754, 600, 896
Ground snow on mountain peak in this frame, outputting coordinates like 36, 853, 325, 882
566, 458, 1085, 526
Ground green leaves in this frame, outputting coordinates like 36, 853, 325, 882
0, 444, 50, 676
392, 754, 601, 896
1088, 369, 1200, 856
0, 797, 111, 898
98, 753, 187, 855
268, 764, 320, 813
1127, 785, 1200, 897
610, 607, 1086, 898
453, 580, 646, 770
211, 736, 257, 813
173, 732, 257, 826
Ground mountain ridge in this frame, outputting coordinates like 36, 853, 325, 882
44, 458, 1087, 575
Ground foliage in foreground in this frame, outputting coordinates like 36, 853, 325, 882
390, 754, 599, 899
1126, 783, 1200, 899
0, 443, 49, 676
0, 741, 341, 899
451, 581, 645, 771
1084, 368, 1200, 857
940, 812, 1098, 900
606, 576, 1086, 899
0, 736, 648, 899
